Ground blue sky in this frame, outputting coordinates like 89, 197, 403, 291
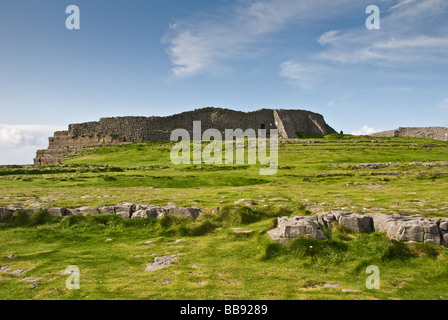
1, 0, 448, 164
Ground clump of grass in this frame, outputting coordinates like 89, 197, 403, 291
87, 214, 122, 226
330, 222, 353, 241
29, 209, 58, 226
11, 210, 30, 227
159, 214, 189, 228
263, 237, 348, 260
59, 214, 89, 227
102, 176, 117, 182
409, 243, 442, 258
176, 220, 217, 237
381, 240, 415, 261
262, 242, 284, 260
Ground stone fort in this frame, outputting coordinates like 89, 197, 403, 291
34, 107, 336, 165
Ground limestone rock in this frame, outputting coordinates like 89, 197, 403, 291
268, 216, 327, 243
48, 207, 68, 216
145, 255, 178, 272
131, 205, 163, 219
68, 206, 98, 215
337, 213, 373, 233
268, 212, 448, 247
97, 205, 115, 214
114, 202, 136, 218
440, 219, 448, 246
164, 206, 201, 219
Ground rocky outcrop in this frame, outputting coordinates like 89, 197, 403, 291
34, 107, 336, 165
268, 211, 448, 247
0, 203, 202, 221
371, 127, 448, 141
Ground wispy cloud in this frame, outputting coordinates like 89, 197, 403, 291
279, 61, 328, 89
163, 0, 352, 78
317, 0, 448, 65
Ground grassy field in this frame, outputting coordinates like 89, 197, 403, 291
1, 134, 448, 300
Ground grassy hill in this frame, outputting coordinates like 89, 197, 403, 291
0, 135, 447, 300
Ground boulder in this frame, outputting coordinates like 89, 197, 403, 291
131, 205, 161, 219
338, 213, 373, 233
164, 206, 201, 219
114, 202, 136, 218
268, 216, 328, 243
371, 214, 441, 244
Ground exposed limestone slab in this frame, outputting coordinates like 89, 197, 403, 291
269, 212, 448, 247
114, 202, 136, 218
267, 216, 327, 243
145, 255, 178, 272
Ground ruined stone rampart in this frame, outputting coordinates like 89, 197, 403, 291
34, 107, 336, 165
371, 127, 448, 141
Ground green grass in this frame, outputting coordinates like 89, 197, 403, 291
1, 135, 448, 300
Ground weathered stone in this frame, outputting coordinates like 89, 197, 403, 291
131, 205, 162, 219
317, 212, 336, 229
114, 202, 136, 218
0, 266, 10, 273
164, 206, 201, 219
97, 205, 115, 214
48, 207, 67, 216
145, 255, 178, 272
68, 206, 98, 215
338, 213, 373, 233
269, 212, 447, 247
440, 219, 448, 247
268, 216, 327, 243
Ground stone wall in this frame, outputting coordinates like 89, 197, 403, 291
34, 107, 336, 165
371, 127, 448, 141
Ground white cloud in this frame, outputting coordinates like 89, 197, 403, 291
318, 30, 341, 46
351, 125, 381, 136
317, 0, 448, 65
0, 124, 63, 148
163, 0, 352, 78
0, 125, 65, 165
279, 61, 328, 89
